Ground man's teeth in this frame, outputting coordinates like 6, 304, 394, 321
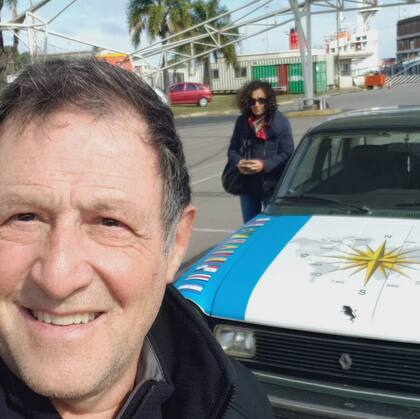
32, 311, 97, 326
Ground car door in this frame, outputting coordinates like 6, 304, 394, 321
185, 83, 198, 104
169, 83, 185, 104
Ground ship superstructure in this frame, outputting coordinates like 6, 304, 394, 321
325, 1, 380, 87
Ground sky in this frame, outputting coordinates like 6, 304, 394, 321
3, 0, 420, 59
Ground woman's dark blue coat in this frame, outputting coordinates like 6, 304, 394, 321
228, 110, 294, 198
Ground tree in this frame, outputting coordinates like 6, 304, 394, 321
190, 0, 238, 87
9, 0, 18, 62
127, 0, 192, 92
0, 0, 18, 85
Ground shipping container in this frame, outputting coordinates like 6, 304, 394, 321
313, 61, 327, 93
277, 64, 289, 93
364, 73, 386, 89
207, 50, 334, 93
288, 63, 304, 94
251, 65, 278, 88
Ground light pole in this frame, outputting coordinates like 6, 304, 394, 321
265, 5, 269, 52
336, 0, 341, 89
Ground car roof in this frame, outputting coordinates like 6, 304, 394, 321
306, 106, 420, 136
170, 81, 202, 87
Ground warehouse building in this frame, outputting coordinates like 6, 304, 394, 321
209, 50, 335, 94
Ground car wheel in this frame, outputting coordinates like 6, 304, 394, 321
198, 97, 208, 107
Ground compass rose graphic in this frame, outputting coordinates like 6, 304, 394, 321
329, 240, 420, 285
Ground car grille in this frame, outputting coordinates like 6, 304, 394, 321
211, 319, 420, 394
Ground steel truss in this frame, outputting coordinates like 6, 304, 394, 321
132, 0, 420, 104
5, 0, 420, 103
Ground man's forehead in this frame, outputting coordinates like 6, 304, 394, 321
0, 107, 163, 198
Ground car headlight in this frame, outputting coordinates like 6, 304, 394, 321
213, 324, 256, 359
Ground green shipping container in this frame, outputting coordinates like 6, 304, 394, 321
251, 65, 278, 88
314, 61, 327, 93
288, 63, 304, 94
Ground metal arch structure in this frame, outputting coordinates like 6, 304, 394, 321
3, 0, 81, 63
124, 0, 420, 105
4, 0, 420, 104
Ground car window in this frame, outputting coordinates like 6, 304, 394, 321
283, 135, 346, 193
172, 84, 184, 92
186, 83, 197, 91
276, 130, 420, 211
320, 137, 345, 181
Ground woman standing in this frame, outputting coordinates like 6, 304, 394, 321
227, 80, 294, 222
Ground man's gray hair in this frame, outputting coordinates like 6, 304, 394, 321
0, 58, 191, 250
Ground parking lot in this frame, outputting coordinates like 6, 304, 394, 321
175, 84, 420, 269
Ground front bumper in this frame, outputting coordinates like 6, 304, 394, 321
253, 370, 420, 419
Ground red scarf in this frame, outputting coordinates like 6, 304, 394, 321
248, 115, 268, 140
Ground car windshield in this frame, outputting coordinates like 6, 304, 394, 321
269, 129, 420, 215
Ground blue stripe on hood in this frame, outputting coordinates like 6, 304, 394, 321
175, 215, 310, 316
212, 215, 310, 320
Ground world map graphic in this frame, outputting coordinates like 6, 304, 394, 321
291, 236, 420, 284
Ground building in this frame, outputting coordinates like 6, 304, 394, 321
134, 58, 204, 88
397, 15, 420, 63
209, 50, 334, 94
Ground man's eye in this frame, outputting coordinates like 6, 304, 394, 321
101, 218, 121, 227
14, 213, 36, 222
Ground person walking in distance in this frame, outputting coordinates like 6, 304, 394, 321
228, 80, 294, 222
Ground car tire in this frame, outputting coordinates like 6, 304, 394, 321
198, 97, 208, 107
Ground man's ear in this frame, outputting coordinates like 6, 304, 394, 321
166, 204, 196, 284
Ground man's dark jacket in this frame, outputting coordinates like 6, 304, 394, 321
228, 110, 294, 198
0, 286, 275, 419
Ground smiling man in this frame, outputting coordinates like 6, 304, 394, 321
0, 59, 274, 418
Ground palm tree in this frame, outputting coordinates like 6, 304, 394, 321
0, 0, 18, 85
9, 0, 18, 64
127, 0, 192, 92
190, 0, 238, 87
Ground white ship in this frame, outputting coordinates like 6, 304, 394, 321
325, 0, 381, 87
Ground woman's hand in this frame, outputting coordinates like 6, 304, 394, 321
237, 159, 251, 174
237, 159, 264, 174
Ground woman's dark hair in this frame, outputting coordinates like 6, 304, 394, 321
235, 80, 277, 121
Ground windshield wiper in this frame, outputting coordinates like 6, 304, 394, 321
396, 201, 420, 207
273, 194, 371, 214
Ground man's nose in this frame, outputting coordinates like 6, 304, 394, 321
30, 222, 94, 300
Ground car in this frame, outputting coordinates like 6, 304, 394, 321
169, 81, 213, 107
175, 106, 420, 418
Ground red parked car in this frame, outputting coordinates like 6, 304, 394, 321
169, 82, 213, 107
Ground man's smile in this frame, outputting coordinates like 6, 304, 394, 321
30, 310, 101, 326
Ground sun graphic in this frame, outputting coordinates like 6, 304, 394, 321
329, 240, 420, 285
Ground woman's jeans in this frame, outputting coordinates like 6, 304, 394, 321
240, 194, 268, 223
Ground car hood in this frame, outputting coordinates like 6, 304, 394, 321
176, 214, 420, 344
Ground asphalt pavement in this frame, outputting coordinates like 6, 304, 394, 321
175, 84, 420, 271
176, 112, 329, 270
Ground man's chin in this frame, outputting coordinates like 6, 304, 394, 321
0, 334, 140, 406
20, 369, 107, 401
6, 355, 114, 403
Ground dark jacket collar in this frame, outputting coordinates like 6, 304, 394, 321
149, 285, 236, 419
